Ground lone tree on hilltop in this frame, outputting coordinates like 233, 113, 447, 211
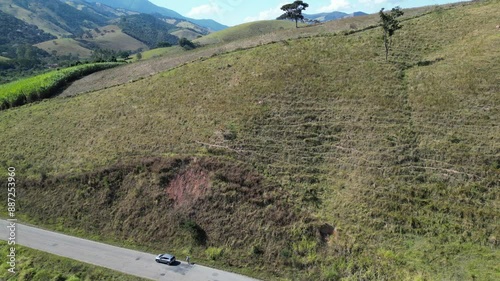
277, 1, 309, 28
379, 6, 404, 61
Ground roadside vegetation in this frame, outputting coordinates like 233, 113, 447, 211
0, 0, 498, 280
0, 62, 122, 110
0, 241, 146, 281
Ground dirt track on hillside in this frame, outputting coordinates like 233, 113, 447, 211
59, 49, 219, 97
59, 33, 297, 97
59, 6, 442, 97
58, 16, 374, 97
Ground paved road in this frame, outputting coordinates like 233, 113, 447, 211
0, 220, 259, 281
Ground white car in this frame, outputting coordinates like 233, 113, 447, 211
155, 253, 176, 265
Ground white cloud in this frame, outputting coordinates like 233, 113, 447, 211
244, 2, 288, 23
358, 0, 388, 4
316, 0, 352, 13
187, 3, 222, 18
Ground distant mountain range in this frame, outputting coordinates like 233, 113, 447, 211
0, 0, 229, 61
0, 0, 362, 63
83, 0, 228, 31
304, 11, 368, 22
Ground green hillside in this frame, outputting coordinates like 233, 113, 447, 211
193, 4, 448, 47
8, 0, 107, 36
0, 10, 55, 58
171, 29, 204, 41
0, 0, 74, 37
0, 1, 498, 280
117, 14, 179, 48
34, 38, 93, 58
82, 25, 149, 52
133, 46, 184, 61
195, 20, 300, 45
34, 25, 150, 59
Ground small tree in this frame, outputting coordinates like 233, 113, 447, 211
379, 6, 404, 61
136, 52, 142, 60
179, 37, 196, 50
277, 1, 309, 28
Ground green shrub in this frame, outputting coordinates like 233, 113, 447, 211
179, 37, 196, 50
251, 244, 264, 256
33, 269, 52, 281
321, 265, 341, 281
51, 274, 67, 281
66, 276, 80, 281
19, 268, 36, 281
205, 247, 224, 260
180, 219, 207, 245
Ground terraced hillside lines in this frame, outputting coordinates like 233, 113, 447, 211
0, 62, 122, 109
229, 34, 413, 214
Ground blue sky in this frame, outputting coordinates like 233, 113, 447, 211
149, 0, 469, 26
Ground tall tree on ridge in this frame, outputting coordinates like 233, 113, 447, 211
379, 6, 404, 61
277, 1, 309, 28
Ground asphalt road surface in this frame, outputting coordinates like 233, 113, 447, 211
0, 220, 259, 281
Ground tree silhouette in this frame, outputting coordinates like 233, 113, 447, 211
277, 1, 309, 28
379, 7, 404, 61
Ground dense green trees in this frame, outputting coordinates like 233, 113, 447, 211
0, 10, 55, 58
13, 0, 107, 36
118, 14, 178, 48
90, 49, 113, 62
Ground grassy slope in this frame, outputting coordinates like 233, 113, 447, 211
194, 20, 300, 45
86, 25, 149, 52
0, 241, 146, 280
0, 1, 498, 280
57, 4, 464, 98
133, 46, 184, 61
175, 20, 208, 34
35, 26, 150, 58
0, 56, 11, 61
194, 4, 455, 47
35, 38, 93, 58
171, 29, 203, 40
